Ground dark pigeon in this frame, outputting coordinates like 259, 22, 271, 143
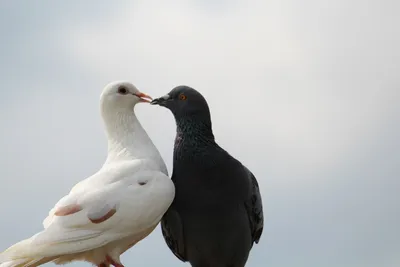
151, 86, 264, 267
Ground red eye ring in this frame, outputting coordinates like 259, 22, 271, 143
179, 94, 187, 100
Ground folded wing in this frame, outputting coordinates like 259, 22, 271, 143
0, 169, 173, 262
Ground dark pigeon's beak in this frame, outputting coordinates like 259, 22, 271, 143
150, 94, 170, 106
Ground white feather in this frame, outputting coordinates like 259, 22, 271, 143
0, 81, 175, 267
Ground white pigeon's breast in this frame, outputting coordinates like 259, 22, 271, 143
71, 158, 165, 194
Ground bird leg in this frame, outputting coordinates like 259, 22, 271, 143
97, 263, 108, 267
106, 255, 125, 267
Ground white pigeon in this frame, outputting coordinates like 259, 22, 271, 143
0, 81, 175, 267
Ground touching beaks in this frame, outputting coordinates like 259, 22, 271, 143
150, 94, 170, 105
134, 92, 153, 103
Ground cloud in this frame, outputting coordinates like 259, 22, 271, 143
0, 1, 399, 267
60, 0, 399, 181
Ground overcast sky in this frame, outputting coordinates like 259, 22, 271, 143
0, 1, 399, 267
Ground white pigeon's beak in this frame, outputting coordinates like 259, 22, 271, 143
133, 92, 153, 103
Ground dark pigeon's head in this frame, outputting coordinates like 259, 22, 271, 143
150, 86, 211, 119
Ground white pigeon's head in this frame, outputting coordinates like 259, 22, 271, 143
100, 81, 152, 112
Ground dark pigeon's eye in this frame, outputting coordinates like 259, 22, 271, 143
118, 86, 128, 95
179, 93, 187, 100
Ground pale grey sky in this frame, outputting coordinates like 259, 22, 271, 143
0, 1, 399, 267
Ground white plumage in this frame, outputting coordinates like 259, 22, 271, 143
0, 81, 175, 267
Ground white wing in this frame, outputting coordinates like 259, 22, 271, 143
0, 164, 175, 262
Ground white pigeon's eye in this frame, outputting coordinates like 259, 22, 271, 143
118, 86, 128, 95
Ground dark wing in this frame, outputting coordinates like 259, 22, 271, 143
244, 169, 264, 244
161, 205, 187, 262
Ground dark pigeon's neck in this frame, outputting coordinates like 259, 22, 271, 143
173, 115, 226, 167
176, 114, 214, 140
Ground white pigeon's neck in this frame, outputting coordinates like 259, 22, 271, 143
101, 106, 157, 164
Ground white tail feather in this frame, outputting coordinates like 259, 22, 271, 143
0, 236, 52, 267
0, 238, 33, 263
0, 257, 52, 267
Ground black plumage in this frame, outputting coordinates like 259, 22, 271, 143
151, 86, 264, 267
